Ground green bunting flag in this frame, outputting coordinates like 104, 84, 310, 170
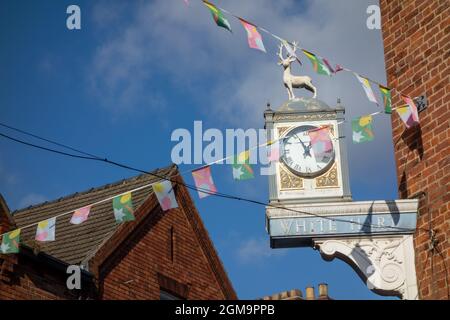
113, 192, 135, 223
232, 151, 254, 180
302, 50, 332, 76
203, 1, 232, 32
1, 229, 21, 254
352, 115, 374, 144
379, 85, 392, 114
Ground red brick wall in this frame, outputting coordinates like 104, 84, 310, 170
98, 185, 230, 300
0, 254, 81, 300
380, 0, 450, 300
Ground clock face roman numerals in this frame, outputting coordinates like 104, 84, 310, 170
280, 125, 335, 177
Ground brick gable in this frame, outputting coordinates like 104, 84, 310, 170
0, 166, 236, 300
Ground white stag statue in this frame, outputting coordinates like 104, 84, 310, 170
278, 43, 317, 100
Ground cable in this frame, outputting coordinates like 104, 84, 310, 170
0, 128, 425, 235
0, 121, 102, 160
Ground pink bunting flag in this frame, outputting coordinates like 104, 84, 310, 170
334, 64, 344, 73
308, 126, 333, 158
239, 18, 266, 53
322, 58, 335, 74
192, 166, 217, 199
70, 205, 91, 225
397, 95, 420, 128
267, 141, 280, 162
35, 217, 56, 242
153, 180, 178, 211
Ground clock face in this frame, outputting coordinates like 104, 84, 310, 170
280, 125, 335, 177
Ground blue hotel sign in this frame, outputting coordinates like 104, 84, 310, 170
268, 212, 417, 247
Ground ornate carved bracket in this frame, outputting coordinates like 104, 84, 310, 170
314, 235, 418, 300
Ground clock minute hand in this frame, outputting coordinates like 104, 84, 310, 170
295, 134, 312, 158
295, 134, 307, 151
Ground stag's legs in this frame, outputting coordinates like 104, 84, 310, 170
305, 81, 317, 99
286, 83, 295, 100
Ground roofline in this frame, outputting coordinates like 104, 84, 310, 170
83, 166, 238, 300
18, 244, 95, 280
11, 164, 177, 214
85, 165, 180, 274
0, 193, 16, 229
174, 174, 238, 300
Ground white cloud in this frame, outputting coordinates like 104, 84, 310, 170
88, 0, 387, 126
88, 0, 397, 197
237, 237, 287, 264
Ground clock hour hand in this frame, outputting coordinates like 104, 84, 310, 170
295, 134, 312, 158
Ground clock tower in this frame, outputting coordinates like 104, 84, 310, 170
264, 97, 352, 205
265, 43, 419, 300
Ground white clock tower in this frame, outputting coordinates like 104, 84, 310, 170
264, 97, 352, 205
264, 44, 419, 299
263, 97, 419, 299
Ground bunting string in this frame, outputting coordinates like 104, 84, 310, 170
0, 2, 426, 253
0, 126, 428, 253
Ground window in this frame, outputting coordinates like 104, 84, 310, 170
160, 289, 182, 300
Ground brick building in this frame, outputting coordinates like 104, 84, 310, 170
380, 0, 449, 299
0, 164, 237, 300
262, 284, 332, 300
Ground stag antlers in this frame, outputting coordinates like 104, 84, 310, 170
277, 41, 298, 65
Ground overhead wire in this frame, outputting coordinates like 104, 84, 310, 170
0, 125, 427, 237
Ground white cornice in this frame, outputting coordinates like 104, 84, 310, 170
266, 199, 419, 219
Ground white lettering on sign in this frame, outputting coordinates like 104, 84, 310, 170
329, 220, 337, 232
281, 220, 293, 235
296, 220, 306, 233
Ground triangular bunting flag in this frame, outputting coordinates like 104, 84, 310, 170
239, 18, 266, 52
267, 140, 280, 162
379, 85, 392, 114
192, 166, 217, 198
355, 73, 378, 104
70, 205, 91, 225
352, 115, 375, 143
334, 64, 344, 73
153, 180, 178, 211
203, 1, 232, 32
232, 150, 254, 180
113, 192, 135, 223
302, 50, 332, 76
322, 58, 336, 74
308, 126, 333, 160
1, 229, 21, 254
35, 217, 56, 242
397, 95, 419, 128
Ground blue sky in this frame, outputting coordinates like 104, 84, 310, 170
0, 0, 399, 299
